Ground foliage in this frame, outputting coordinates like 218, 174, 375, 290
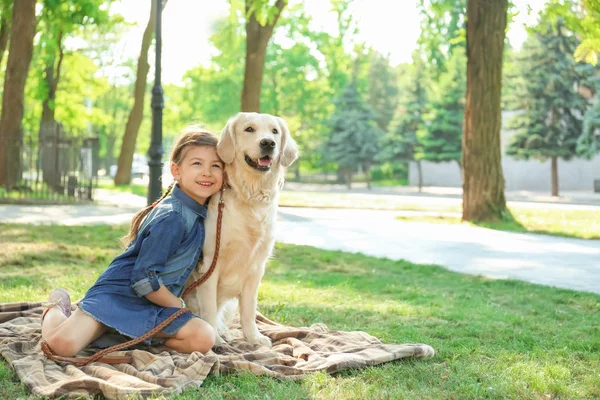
324, 83, 383, 186
577, 102, 600, 158
417, 48, 465, 165
378, 58, 427, 165
417, 0, 466, 78
34, 0, 113, 105
576, 70, 600, 158
546, 0, 600, 65
180, 15, 245, 126
506, 19, 589, 162
366, 51, 399, 132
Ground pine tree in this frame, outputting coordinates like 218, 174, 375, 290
577, 102, 600, 157
576, 68, 600, 158
325, 83, 383, 189
378, 59, 428, 190
506, 19, 589, 196
418, 49, 466, 168
367, 51, 399, 132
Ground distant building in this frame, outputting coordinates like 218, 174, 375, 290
409, 111, 600, 191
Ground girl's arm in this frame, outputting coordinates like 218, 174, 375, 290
129, 213, 186, 298
145, 285, 182, 308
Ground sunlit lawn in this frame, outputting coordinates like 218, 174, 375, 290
395, 207, 600, 240
1, 224, 599, 399
96, 179, 149, 198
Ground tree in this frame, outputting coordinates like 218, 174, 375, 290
366, 51, 399, 132
0, 0, 37, 187
261, 4, 332, 178
417, 0, 466, 78
378, 58, 428, 190
576, 66, 600, 157
547, 0, 600, 65
506, 19, 591, 197
114, 0, 167, 185
36, 0, 112, 188
461, 0, 508, 221
577, 101, 600, 158
325, 83, 383, 189
180, 14, 245, 126
0, 0, 11, 68
241, 0, 286, 112
418, 49, 466, 169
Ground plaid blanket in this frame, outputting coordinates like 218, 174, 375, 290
0, 302, 434, 399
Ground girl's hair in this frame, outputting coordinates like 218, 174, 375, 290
121, 126, 219, 246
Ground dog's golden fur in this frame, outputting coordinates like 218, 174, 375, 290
185, 112, 298, 346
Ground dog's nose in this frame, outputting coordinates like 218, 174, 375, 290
260, 139, 276, 150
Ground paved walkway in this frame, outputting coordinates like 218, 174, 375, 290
284, 182, 600, 207
276, 208, 600, 295
1, 197, 599, 295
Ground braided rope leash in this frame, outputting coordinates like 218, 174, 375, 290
41, 187, 226, 366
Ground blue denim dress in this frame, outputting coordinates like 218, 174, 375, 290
79, 184, 206, 344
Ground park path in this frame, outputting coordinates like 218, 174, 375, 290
276, 207, 600, 295
1, 197, 599, 295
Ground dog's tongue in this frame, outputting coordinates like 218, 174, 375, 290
258, 157, 272, 166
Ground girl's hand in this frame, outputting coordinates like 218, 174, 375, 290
145, 285, 182, 308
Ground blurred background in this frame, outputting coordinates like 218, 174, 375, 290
0, 0, 598, 203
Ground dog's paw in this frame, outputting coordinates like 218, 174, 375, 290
246, 333, 272, 348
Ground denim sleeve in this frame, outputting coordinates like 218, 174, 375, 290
130, 212, 186, 297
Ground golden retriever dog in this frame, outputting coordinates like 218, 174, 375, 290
185, 112, 298, 347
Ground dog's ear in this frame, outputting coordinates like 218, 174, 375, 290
277, 117, 299, 168
218, 115, 237, 164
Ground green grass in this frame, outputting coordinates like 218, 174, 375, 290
396, 206, 600, 240
1, 224, 599, 399
371, 178, 408, 187
0, 185, 81, 205
96, 179, 149, 198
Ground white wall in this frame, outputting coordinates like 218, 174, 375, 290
408, 111, 600, 191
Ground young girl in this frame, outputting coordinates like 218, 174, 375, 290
41, 127, 224, 356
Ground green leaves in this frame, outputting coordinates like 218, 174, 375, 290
506, 17, 592, 163
545, 0, 600, 65
325, 84, 383, 170
246, 0, 287, 26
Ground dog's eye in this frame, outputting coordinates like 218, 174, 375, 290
245, 127, 254, 133
272, 128, 279, 134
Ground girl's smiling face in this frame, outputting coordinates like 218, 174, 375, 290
170, 145, 224, 204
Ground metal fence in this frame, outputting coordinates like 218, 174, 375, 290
0, 123, 99, 203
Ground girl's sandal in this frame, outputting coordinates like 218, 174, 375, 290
41, 288, 72, 324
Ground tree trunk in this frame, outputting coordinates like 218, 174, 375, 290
363, 162, 372, 190
417, 160, 423, 192
114, 0, 166, 185
336, 167, 344, 184
461, 0, 508, 222
0, 0, 36, 187
294, 162, 300, 180
39, 32, 65, 189
241, 0, 285, 112
345, 168, 352, 190
0, 12, 10, 68
551, 156, 559, 197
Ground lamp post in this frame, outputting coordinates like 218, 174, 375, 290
147, 0, 164, 206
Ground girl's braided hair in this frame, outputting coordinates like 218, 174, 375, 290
121, 126, 219, 246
